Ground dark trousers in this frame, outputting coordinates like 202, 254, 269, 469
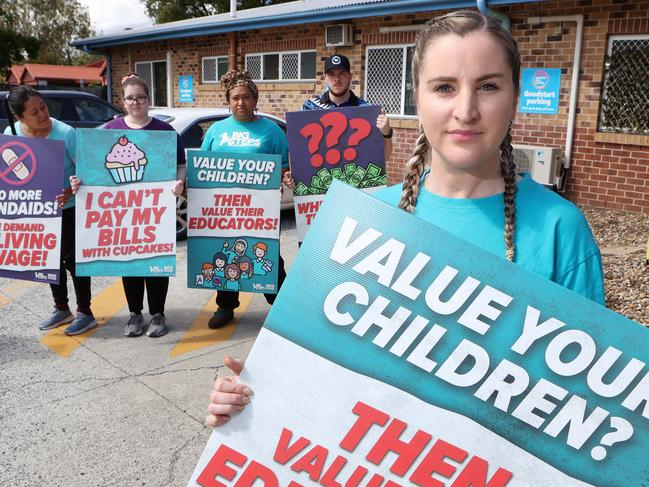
51, 207, 92, 310
216, 255, 287, 310
122, 277, 169, 315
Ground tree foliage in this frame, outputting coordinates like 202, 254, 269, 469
143, 0, 294, 24
0, 2, 40, 78
10, 0, 95, 65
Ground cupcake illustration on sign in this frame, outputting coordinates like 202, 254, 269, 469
105, 135, 148, 183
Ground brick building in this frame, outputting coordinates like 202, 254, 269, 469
73, 0, 648, 213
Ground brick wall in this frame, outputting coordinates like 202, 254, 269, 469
508, 0, 649, 212
107, 0, 648, 213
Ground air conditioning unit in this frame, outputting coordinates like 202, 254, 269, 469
325, 24, 354, 47
512, 144, 563, 188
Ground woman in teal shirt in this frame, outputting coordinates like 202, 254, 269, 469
200, 70, 290, 329
5, 86, 96, 335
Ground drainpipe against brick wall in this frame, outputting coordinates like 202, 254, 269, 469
229, 32, 238, 71
230, 0, 237, 70
528, 15, 584, 190
476, 0, 511, 31
106, 53, 112, 103
166, 50, 173, 108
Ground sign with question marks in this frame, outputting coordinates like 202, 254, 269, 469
189, 182, 649, 487
185, 150, 282, 294
0, 134, 63, 284
286, 105, 387, 242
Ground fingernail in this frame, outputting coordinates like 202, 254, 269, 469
243, 387, 253, 396
237, 405, 245, 411
242, 396, 250, 404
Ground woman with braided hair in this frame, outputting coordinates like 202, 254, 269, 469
373, 10, 604, 304
200, 69, 290, 329
204, 10, 604, 427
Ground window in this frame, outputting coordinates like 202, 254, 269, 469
245, 51, 316, 81
202, 56, 229, 84
135, 60, 167, 107
365, 45, 416, 117
599, 35, 649, 135
72, 98, 120, 122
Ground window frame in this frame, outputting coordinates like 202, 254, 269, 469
364, 44, 417, 118
244, 49, 317, 82
201, 55, 229, 84
134, 59, 167, 107
598, 33, 649, 134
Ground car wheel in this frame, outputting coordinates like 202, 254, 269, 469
176, 193, 188, 241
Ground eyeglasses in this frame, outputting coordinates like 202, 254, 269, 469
123, 95, 148, 104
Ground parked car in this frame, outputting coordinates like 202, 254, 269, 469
149, 107, 294, 241
1, 90, 122, 133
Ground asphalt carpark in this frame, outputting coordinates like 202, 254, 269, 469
0, 210, 298, 486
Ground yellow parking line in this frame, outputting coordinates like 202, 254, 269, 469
40, 279, 127, 358
0, 280, 38, 309
170, 292, 253, 357
2, 280, 38, 294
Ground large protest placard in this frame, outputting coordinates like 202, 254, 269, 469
189, 181, 649, 486
186, 150, 281, 294
0, 134, 63, 284
286, 105, 387, 242
75, 129, 177, 277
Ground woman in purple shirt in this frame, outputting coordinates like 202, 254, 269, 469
73, 76, 184, 338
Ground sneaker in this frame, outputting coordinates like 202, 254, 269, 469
146, 313, 168, 338
208, 308, 234, 329
124, 313, 145, 337
64, 312, 97, 336
39, 308, 74, 331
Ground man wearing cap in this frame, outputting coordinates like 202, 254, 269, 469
302, 54, 393, 159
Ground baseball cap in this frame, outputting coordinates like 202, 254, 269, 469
324, 54, 351, 73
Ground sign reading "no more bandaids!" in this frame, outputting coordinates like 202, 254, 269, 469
189, 181, 649, 487
75, 129, 177, 277
0, 134, 64, 284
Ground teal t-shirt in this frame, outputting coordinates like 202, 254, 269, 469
200, 115, 289, 169
4, 118, 76, 209
375, 174, 605, 305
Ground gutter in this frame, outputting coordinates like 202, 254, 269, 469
72, 0, 541, 50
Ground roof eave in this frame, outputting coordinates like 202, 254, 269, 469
73, 0, 540, 50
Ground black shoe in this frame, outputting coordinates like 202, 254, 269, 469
208, 308, 234, 329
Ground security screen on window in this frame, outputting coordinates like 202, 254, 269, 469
245, 51, 316, 81
599, 35, 649, 135
366, 45, 416, 117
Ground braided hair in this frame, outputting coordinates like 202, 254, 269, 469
397, 10, 521, 262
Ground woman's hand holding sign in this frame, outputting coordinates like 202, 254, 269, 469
206, 356, 252, 427
70, 175, 82, 194
172, 179, 184, 197
282, 170, 296, 189
56, 188, 73, 208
